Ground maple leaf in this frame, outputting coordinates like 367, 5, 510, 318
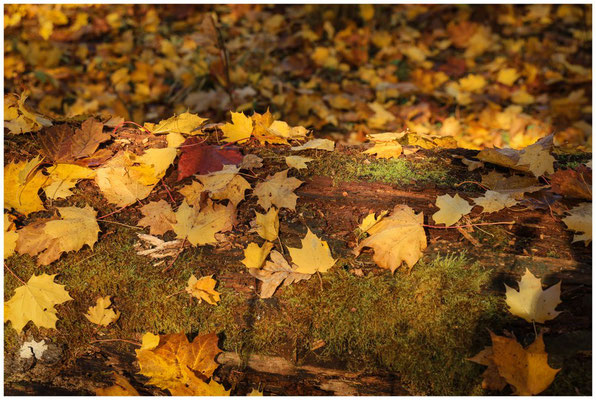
358, 210, 388, 233
16, 205, 100, 265
562, 203, 591, 245
254, 208, 279, 241
4, 157, 47, 215
241, 241, 274, 269
4, 93, 51, 134
43, 164, 96, 200
480, 171, 544, 199
39, 119, 110, 163
288, 228, 336, 274
291, 138, 335, 152
5, 214, 18, 259
353, 205, 426, 273
179, 180, 205, 206
173, 201, 235, 246
240, 154, 264, 170
186, 275, 221, 305
432, 193, 473, 226
497, 68, 520, 86
248, 250, 311, 298
221, 111, 253, 143
132, 147, 178, 185
363, 141, 403, 159
197, 165, 251, 206
150, 112, 207, 135
367, 102, 396, 129
4, 273, 73, 333
95, 372, 140, 396
549, 166, 592, 200
285, 155, 313, 170
504, 268, 561, 323
84, 296, 121, 327
516, 142, 555, 177
168, 369, 230, 396
490, 331, 560, 395
138, 200, 176, 235
176, 137, 243, 181
467, 347, 508, 391
473, 190, 518, 213
253, 169, 303, 211
19, 339, 48, 360
135, 332, 222, 391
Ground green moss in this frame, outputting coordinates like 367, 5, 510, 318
301, 151, 454, 187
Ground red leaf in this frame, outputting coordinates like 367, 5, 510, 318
176, 137, 243, 181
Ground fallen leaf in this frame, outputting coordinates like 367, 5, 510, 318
467, 347, 508, 391
5, 214, 18, 259
367, 102, 396, 129
490, 331, 560, 395
19, 339, 48, 360
432, 193, 473, 226
497, 68, 520, 86
4, 157, 47, 215
473, 190, 519, 213
240, 154, 263, 169
84, 296, 121, 326
186, 275, 221, 305
242, 241, 274, 269
562, 202, 591, 245
363, 141, 403, 159
43, 164, 96, 200
549, 166, 592, 200
248, 388, 264, 396
253, 169, 303, 210
16, 205, 100, 265
150, 112, 207, 135
136, 332, 221, 392
133, 147, 177, 184
481, 171, 544, 199
516, 142, 555, 177
358, 210, 388, 233
138, 200, 176, 235
4, 273, 73, 333
179, 180, 205, 206
169, 370, 230, 396
353, 205, 426, 273
288, 228, 336, 274
505, 268, 561, 323
291, 138, 335, 151
39, 118, 110, 163
177, 137, 243, 181
248, 250, 311, 298
252, 208, 279, 243
95, 372, 140, 396
173, 201, 235, 246
197, 166, 251, 206
221, 111, 253, 143
285, 155, 313, 170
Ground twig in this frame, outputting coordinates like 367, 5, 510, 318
277, 236, 285, 256
455, 181, 489, 190
455, 226, 481, 247
112, 120, 151, 136
99, 220, 143, 230
166, 289, 186, 299
532, 321, 537, 338
162, 239, 186, 273
98, 205, 129, 220
316, 271, 323, 291
162, 180, 176, 204
4, 263, 25, 285
423, 221, 515, 229
90, 338, 141, 346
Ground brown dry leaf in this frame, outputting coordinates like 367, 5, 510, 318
549, 166, 592, 200
353, 205, 426, 273
240, 154, 264, 170
254, 208, 279, 241
432, 194, 473, 226
138, 200, 176, 235
242, 241, 274, 269
136, 332, 221, 392
95, 372, 140, 396
16, 205, 100, 265
248, 250, 311, 298
490, 331, 560, 395
39, 119, 110, 163
173, 200, 236, 246
253, 169, 303, 211
562, 202, 591, 245
84, 296, 120, 327
467, 347, 508, 391
185, 275, 221, 305
505, 268, 561, 323
288, 228, 337, 274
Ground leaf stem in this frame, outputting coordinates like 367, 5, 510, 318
4, 263, 25, 285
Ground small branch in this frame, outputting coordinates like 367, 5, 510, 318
4, 263, 26, 285
166, 289, 186, 299
90, 338, 141, 346
423, 221, 515, 229
98, 205, 129, 220
456, 226, 481, 247
455, 181, 489, 190
162, 180, 176, 204
99, 220, 143, 230
112, 120, 151, 136
162, 239, 186, 273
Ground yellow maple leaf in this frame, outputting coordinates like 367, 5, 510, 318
84, 296, 121, 327
562, 202, 591, 245
173, 201, 235, 246
185, 275, 221, 305
169, 368, 230, 396
353, 205, 426, 273
179, 180, 205, 206
4, 273, 73, 333
363, 141, 403, 159
253, 170, 303, 211
288, 228, 336, 274
150, 112, 207, 135
255, 208, 279, 241
43, 164, 96, 200
221, 111, 253, 143
290, 138, 335, 152
285, 155, 313, 170
198, 166, 251, 206
138, 200, 176, 236
358, 210, 389, 233
505, 268, 561, 323
4, 214, 18, 259
497, 68, 520, 86
490, 331, 560, 395
516, 143, 555, 177
135, 332, 221, 391
432, 194, 473, 226
95, 372, 140, 396
16, 205, 100, 265
458, 74, 487, 93
242, 242, 274, 269
133, 147, 178, 184
5, 157, 47, 215
473, 190, 518, 213
467, 347, 508, 391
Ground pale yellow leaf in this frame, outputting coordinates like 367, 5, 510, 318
255, 208, 279, 241
288, 228, 336, 274
505, 268, 561, 323
242, 241, 274, 269
432, 194, 473, 226
84, 296, 120, 326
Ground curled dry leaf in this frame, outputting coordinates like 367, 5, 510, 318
248, 250, 311, 298
354, 205, 426, 273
